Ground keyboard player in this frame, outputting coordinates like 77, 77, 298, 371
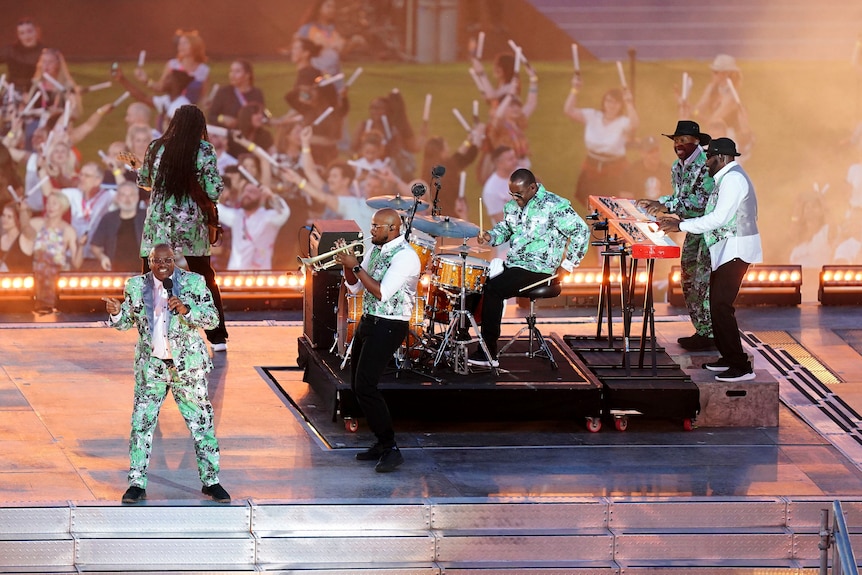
637, 120, 716, 352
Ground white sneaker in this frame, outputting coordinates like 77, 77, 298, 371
211, 342, 228, 352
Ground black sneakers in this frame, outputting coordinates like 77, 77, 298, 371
703, 358, 730, 372
121, 486, 146, 504
375, 447, 404, 473
467, 349, 499, 368
202, 483, 231, 503
715, 367, 756, 382
356, 442, 387, 461
677, 334, 716, 351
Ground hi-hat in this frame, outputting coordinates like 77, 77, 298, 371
365, 194, 429, 212
412, 214, 480, 238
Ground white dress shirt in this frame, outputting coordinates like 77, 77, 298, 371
678, 161, 763, 270
150, 276, 172, 360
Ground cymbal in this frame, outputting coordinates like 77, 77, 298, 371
439, 243, 488, 255
412, 214, 480, 238
365, 194, 429, 212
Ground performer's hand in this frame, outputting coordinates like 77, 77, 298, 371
657, 216, 681, 233
102, 296, 120, 315
476, 231, 491, 245
299, 125, 313, 147
637, 199, 664, 216
167, 296, 188, 316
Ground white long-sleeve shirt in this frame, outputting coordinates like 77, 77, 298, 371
678, 161, 762, 270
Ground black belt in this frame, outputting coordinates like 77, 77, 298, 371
360, 315, 408, 325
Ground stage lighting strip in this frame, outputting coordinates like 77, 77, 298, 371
743, 331, 862, 472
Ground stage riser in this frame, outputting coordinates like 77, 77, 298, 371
2, 498, 861, 573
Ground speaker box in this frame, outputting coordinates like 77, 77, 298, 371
310, 220, 362, 258
303, 269, 343, 349
302, 220, 364, 349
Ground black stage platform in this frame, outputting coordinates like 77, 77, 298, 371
291, 330, 700, 437
564, 334, 701, 431
296, 332, 604, 431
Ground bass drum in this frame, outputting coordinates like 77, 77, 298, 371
424, 284, 454, 324
336, 285, 363, 358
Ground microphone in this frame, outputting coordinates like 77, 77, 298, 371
162, 278, 178, 315
411, 182, 427, 197
431, 165, 445, 178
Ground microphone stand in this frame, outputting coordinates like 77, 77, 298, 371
431, 173, 442, 217
404, 195, 420, 242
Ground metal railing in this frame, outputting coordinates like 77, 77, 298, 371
821, 500, 859, 575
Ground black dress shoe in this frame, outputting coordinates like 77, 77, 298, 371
121, 486, 146, 504
677, 334, 716, 351
202, 483, 231, 503
356, 442, 386, 461
375, 447, 404, 473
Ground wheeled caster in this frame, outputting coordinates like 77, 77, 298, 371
344, 418, 358, 433
614, 416, 628, 432
683, 418, 694, 431
586, 417, 602, 433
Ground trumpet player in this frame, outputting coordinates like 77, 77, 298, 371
334, 208, 420, 473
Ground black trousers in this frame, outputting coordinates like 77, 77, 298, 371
480, 266, 551, 356
141, 255, 229, 344
350, 315, 408, 447
709, 257, 750, 370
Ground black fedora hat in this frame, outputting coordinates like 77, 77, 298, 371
706, 137, 741, 157
662, 120, 711, 146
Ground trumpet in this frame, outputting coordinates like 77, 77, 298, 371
298, 239, 365, 272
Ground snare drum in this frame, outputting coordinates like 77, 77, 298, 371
431, 254, 490, 292
408, 228, 436, 271
336, 290, 363, 358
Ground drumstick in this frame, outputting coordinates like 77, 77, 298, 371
312, 106, 335, 126
476, 31, 485, 59
479, 197, 483, 233
317, 73, 344, 87
423, 93, 432, 123
726, 77, 741, 105
616, 61, 627, 88
452, 108, 471, 132
518, 274, 559, 293
346, 67, 363, 87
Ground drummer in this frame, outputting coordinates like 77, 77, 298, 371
474, 168, 590, 367
334, 208, 421, 473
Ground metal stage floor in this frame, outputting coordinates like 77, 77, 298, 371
4, 303, 862, 572
3, 302, 862, 502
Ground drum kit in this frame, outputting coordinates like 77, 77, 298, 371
334, 191, 499, 375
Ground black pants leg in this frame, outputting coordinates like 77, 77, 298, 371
709, 258, 750, 370
350, 316, 408, 447
480, 266, 551, 356
141, 255, 229, 343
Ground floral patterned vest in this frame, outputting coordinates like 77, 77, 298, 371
362, 240, 414, 319
704, 164, 759, 249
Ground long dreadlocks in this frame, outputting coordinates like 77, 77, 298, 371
146, 105, 210, 202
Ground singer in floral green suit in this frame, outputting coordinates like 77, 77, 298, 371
105, 244, 230, 504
